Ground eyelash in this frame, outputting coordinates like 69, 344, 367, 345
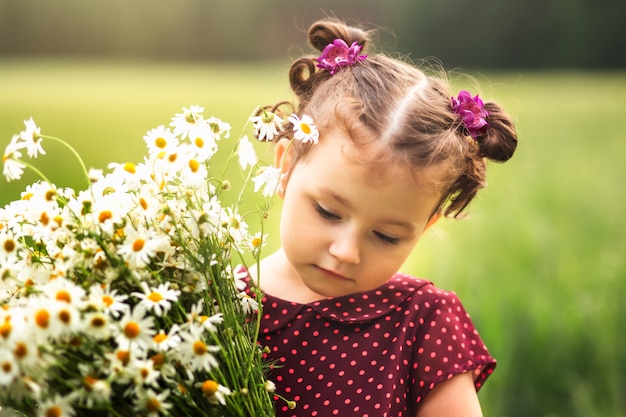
314, 203, 399, 245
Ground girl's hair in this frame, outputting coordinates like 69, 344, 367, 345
272, 18, 517, 218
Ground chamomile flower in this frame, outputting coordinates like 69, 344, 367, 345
2, 135, 26, 182
143, 125, 179, 157
134, 388, 172, 417
0, 350, 19, 386
170, 105, 204, 139
129, 357, 161, 387
83, 311, 115, 340
238, 291, 259, 315
152, 325, 182, 352
177, 327, 220, 372
250, 109, 284, 141
37, 393, 77, 417
79, 373, 112, 407
205, 116, 231, 141
117, 226, 172, 269
87, 284, 129, 318
20, 117, 45, 158
288, 113, 319, 144
115, 306, 156, 352
252, 166, 281, 197
199, 379, 232, 405
132, 281, 180, 317
187, 124, 218, 162
237, 135, 258, 170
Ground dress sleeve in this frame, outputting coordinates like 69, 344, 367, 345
410, 288, 496, 405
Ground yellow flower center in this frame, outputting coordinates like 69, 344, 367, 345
145, 398, 161, 412
58, 309, 72, 324
13, 342, 27, 359
102, 295, 114, 307
3, 239, 16, 253
202, 380, 219, 396
132, 239, 145, 252
151, 353, 165, 367
2, 361, 13, 374
153, 333, 167, 343
0, 321, 11, 339
45, 406, 62, 417
35, 309, 50, 328
40, 212, 50, 226
124, 321, 140, 339
194, 137, 204, 148
45, 190, 56, 201
148, 292, 163, 302
98, 210, 113, 223
56, 290, 71, 303
90, 315, 106, 328
124, 162, 136, 173
155, 137, 167, 148
117, 350, 131, 366
301, 123, 311, 134
139, 198, 148, 210
189, 159, 200, 173
193, 340, 207, 355
168, 153, 177, 163
21, 192, 34, 200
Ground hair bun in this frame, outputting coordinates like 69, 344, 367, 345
307, 19, 369, 53
476, 102, 518, 162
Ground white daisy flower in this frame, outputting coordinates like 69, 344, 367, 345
87, 284, 129, 318
117, 226, 172, 269
187, 123, 218, 162
36, 393, 77, 417
237, 135, 258, 170
83, 311, 115, 340
199, 379, 232, 405
205, 116, 231, 141
238, 291, 259, 315
115, 306, 156, 352
177, 327, 220, 372
288, 113, 319, 144
0, 349, 19, 386
19, 117, 46, 158
129, 357, 161, 387
251, 166, 281, 197
132, 281, 180, 317
143, 125, 179, 157
134, 388, 172, 417
250, 109, 284, 141
2, 135, 26, 182
170, 105, 204, 139
152, 325, 182, 352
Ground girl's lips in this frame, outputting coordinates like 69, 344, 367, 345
315, 265, 351, 281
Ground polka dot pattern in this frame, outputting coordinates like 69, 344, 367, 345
250, 273, 496, 417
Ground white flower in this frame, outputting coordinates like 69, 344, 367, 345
199, 379, 232, 405
87, 283, 129, 318
238, 291, 259, 315
117, 226, 172, 269
129, 358, 161, 387
134, 388, 172, 417
20, 117, 46, 158
143, 125, 179, 157
132, 281, 180, 317
36, 393, 77, 417
250, 109, 284, 141
177, 327, 220, 372
288, 113, 319, 144
0, 350, 19, 386
237, 135, 258, 170
2, 135, 26, 182
170, 105, 204, 139
252, 166, 281, 197
115, 306, 156, 352
151, 325, 182, 351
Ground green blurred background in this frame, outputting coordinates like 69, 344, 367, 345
1, 1, 625, 416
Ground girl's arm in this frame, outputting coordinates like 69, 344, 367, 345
415, 371, 484, 417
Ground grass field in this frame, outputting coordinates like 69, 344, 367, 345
1, 59, 625, 416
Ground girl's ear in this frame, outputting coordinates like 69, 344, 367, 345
274, 138, 295, 198
425, 210, 442, 231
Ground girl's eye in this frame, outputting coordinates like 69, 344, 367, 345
314, 203, 340, 220
373, 231, 399, 245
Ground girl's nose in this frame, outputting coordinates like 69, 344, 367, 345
328, 231, 361, 265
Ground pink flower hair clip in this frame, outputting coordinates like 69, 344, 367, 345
316, 39, 367, 75
451, 90, 490, 139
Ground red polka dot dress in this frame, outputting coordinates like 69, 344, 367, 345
251, 273, 496, 416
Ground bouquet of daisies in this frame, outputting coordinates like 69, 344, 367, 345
0, 105, 306, 417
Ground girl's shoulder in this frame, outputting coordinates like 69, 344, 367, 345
300, 273, 464, 324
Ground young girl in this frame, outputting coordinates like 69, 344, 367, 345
250, 18, 517, 417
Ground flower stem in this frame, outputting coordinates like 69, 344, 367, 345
39, 133, 90, 188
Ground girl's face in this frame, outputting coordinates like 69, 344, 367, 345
276, 128, 442, 300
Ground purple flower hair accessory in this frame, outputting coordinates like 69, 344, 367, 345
451, 90, 490, 139
316, 39, 367, 75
